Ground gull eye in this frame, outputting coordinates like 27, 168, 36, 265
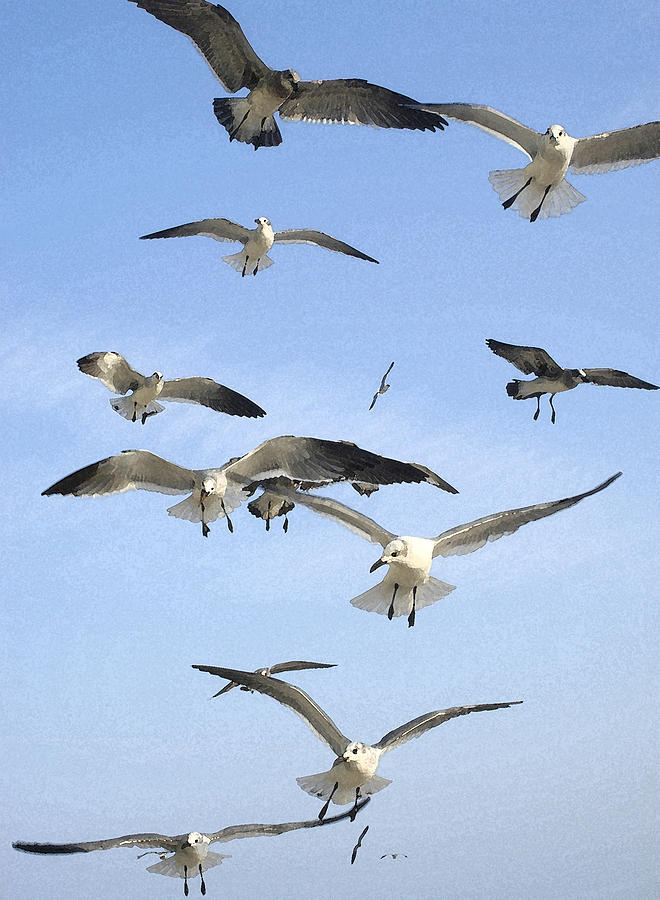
390, 551, 398, 557
352, 747, 358, 755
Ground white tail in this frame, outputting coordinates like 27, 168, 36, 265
109, 396, 165, 422
222, 250, 275, 276
167, 484, 249, 524
489, 169, 586, 220
147, 851, 230, 879
350, 577, 455, 618
296, 770, 392, 805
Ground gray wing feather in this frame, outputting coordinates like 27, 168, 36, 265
432, 473, 622, 558
205, 801, 369, 844
570, 122, 660, 173
272, 489, 396, 547
212, 661, 336, 698
486, 339, 563, 376
415, 103, 541, 158
13, 833, 178, 854
140, 218, 252, 244
77, 352, 143, 395
579, 368, 659, 390
41, 450, 196, 498
374, 702, 523, 753
192, 665, 350, 756
128, 1, 271, 91
273, 229, 378, 263
160, 377, 266, 417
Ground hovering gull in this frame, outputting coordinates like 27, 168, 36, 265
264, 473, 622, 626
487, 339, 658, 423
211, 660, 336, 697
380, 853, 408, 860
414, 103, 660, 220
13, 804, 368, 897
128, 1, 447, 149
42, 435, 458, 537
350, 825, 369, 865
369, 362, 395, 411
140, 216, 378, 277
193, 665, 522, 819
77, 351, 266, 423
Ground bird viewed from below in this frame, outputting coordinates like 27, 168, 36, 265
193, 664, 522, 819
486, 339, 659, 423
13, 804, 369, 897
41, 435, 458, 537
369, 362, 395, 411
261, 473, 622, 626
140, 216, 378, 277
127, 0, 447, 149
380, 852, 408, 860
414, 103, 660, 220
350, 825, 369, 865
211, 660, 336, 697
77, 352, 266, 423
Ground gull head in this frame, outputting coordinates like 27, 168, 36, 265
576, 368, 589, 382
183, 832, 207, 849
544, 124, 570, 146
343, 741, 369, 762
254, 217, 271, 227
200, 473, 226, 500
370, 538, 408, 573
286, 69, 300, 85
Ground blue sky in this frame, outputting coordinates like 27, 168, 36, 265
2, 1, 658, 897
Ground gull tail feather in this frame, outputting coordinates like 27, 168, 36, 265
350, 577, 454, 617
222, 251, 275, 276
489, 169, 585, 220
147, 851, 230, 879
109, 396, 165, 422
213, 97, 283, 149
297, 771, 392, 805
167, 486, 248, 524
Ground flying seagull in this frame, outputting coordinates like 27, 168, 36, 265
350, 825, 369, 865
486, 339, 658, 423
193, 665, 522, 819
13, 804, 369, 897
77, 352, 266, 423
261, 473, 622, 626
42, 435, 458, 537
127, 1, 447, 149
414, 103, 660, 220
380, 853, 408, 860
369, 362, 395, 411
211, 660, 336, 697
140, 216, 378, 277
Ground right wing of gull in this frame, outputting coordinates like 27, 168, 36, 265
77, 352, 142, 394
270, 489, 396, 547
414, 103, 541, 158
206, 801, 370, 844
485, 339, 564, 377
42, 450, 196, 498
212, 660, 337, 698
160, 377, 266, 417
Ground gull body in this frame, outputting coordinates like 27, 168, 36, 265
194, 664, 521, 818
369, 361, 395, 411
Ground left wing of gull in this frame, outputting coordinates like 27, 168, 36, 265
206, 801, 370, 844
42, 450, 196, 498
373, 702, 523, 753
578, 368, 659, 390
140, 218, 252, 244
432, 472, 622, 558
273, 229, 379, 263
212, 660, 336, 697
13, 833, 178, 854
570, 121, 660, 174
160, 377, 267, 417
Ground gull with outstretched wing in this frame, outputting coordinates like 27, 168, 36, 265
369, 362, 395, 411
211, 659, 336, 697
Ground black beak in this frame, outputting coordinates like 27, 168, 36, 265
369, 558, 386, 573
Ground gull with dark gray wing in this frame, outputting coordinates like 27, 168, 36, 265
487, 339, 658, 422
211, 660, 336, 697
193, 664, 521, 819
128, 1, 447, 149
140, 216, 378, 277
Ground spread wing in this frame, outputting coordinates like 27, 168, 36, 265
140, 218, 252, 244
432, 473, 622, 558
128, 0, 271, 91
13, 832, 178, 854
212, 660, 336, 697
42, 450, 196, 498
77, 352, 143, 395
485, 339, 563, 377
160, 378, 266, 417
578, 369, 659, 390
374, 702, 523, 753
192, 665, 350, 756
270, 489, 396, 547
273, 229, 378, 263
205, 801, 369, 844
570, 121, 660, 174
224, 435, 458, 494
415, 103, 541, 159
279, 80, 445, 131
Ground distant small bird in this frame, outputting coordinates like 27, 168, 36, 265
140, 216, 379, 277
350, 825, 369, 865
13, 805, 368, 896
193, 664, 521, 820
211, 660, 336, 697
415, 103, 660, 220
486, 339, 658, 423
369, 362, 395, 411
380, 852, 407, 860
128, 1, 446, 149
77, 352, 266, 423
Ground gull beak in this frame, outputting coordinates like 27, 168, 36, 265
369, 557, 387, 573
200, 488, 209, 500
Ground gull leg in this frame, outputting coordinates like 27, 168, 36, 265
220, 499, 234, 533
549, 394, 557, 424
141, 410, 147, 425
199, 864, 206, 895
533, 396, 541, 421
319, 781, 339, 821
253, 259, 259, 276
184, 865, 189, 897
502, 177, 532, 210
266, 501, 271, 532
408, 585, 417, 628
132, 401, 137, 423
200, 501, 210, 538
349, 787, 361, 821
283, 514, 289, 533
388, 584, 399, 621
530, 184, 552, 222
242, 256, 249, 277
229, 110, 250, 142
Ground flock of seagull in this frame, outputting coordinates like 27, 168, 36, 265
13, 0, 660, 895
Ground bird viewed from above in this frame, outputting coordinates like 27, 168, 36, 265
210, 660, 336, 697
369, 361, 395, 410
77, 352, 266, 423
12, 804, 369, 897
415, 104, 660, 220
261, 473, 622, 626
486, 340, 659, 423
140, 216, 379, 277
127, 0, 447, 148
193, 664, 522, 819
41, 435, 458, 537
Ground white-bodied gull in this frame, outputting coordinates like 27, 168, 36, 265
13, 804, 368, 896
128, 1, 447, 149
260, 473, 622, 625
77, 351, 266, 423
369, 362, 395, 411
140, 216, 378, 277
211, 659, 336, 697
193, 664, 522, 819
415, 103, 660, 220
42, 435, 458, 537
487, 339, 658, 423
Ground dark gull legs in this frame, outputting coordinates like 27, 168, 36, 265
502, 177, 532, 210
319, 781, 339, 820
220, 499, 234, 533
387, 584, 399, 621
199, 864, 206, 895
530, 185, 552, 222
408, 586, 417, 628
533, 396, 541, 421
349, 788, 362, 821
549, 394, 557, 424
